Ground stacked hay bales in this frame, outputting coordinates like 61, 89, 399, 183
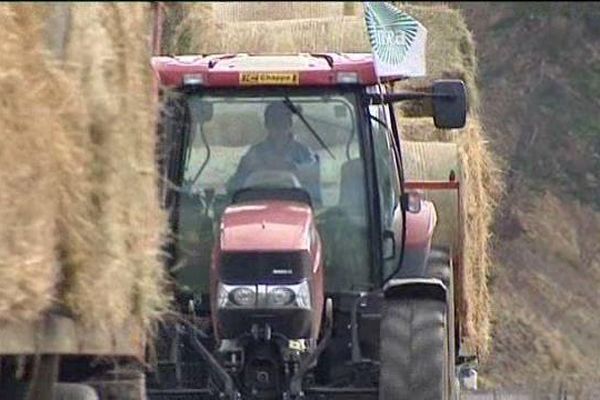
400, 119, 501, 357
0, 4, 168, 333
166, 2, 500, 356
161, 4, 366, 54
392, 5, 502, 357
63, 3, 168, 330
212, 2, 346, 21
0, 4, 61, 324
193, 17, 370, 54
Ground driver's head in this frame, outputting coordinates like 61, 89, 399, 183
264, 101, 293, 146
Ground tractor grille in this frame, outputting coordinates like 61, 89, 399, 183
220, 251, 311, 284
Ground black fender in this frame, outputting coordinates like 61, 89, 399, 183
383, 278, 447, 303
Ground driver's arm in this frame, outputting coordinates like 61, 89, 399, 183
226, 150, 255, 194
293, 146, 323, 207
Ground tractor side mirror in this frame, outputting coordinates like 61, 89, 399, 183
432, 79, 467, 129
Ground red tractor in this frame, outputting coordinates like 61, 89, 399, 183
147, 52, 468, 400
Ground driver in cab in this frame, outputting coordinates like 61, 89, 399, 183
226, 101, 322, 207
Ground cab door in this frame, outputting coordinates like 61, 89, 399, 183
367, 85, 404, 282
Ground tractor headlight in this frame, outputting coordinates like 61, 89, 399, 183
218, 284, 256, 308
218, 281, 311, 309
267, 287, 295, 307
230, 287, 257, 307
267, 281, 311, 309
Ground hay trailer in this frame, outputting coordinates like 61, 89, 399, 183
0, 3, 159, 400
0, 316, 147, 399
146, 50, 474, 400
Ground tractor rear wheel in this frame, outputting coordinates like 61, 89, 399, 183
379, 247, 454, 400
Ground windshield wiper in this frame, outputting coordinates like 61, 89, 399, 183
283, 96, 335, 159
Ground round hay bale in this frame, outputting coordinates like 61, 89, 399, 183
401, 140, 462, 253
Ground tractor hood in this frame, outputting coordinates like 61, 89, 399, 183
219, 201, 315, 252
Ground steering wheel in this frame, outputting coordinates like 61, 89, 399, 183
241, 169, 303, 189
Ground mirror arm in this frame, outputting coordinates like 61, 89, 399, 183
366, 92, 454, 105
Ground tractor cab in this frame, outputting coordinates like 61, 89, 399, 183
149, 53, 466, 400
155, 55, 401, 294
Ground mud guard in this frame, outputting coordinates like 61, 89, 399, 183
380, 278, 452, 400
383, 278, 447, 303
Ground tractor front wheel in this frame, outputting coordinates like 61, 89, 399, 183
379, 247, 455, 400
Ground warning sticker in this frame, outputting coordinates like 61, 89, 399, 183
240, 72, 300, 86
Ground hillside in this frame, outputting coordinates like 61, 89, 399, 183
455, 2, 600, 393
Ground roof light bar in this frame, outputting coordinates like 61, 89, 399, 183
337, 72, 359, 84
183, 73, 204, 86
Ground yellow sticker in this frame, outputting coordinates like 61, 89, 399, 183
240, 72, 299, 86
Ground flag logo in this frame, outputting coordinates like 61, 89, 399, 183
363, 2, 427, 77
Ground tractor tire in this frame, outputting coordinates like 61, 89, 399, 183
426, 247, 459, 400
379, 297, 448, 400
54, 383, 99, 400
379, 247, 455, 400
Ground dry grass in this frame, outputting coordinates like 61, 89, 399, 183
186, 17, 369, 55
0, 4, 168, 331
63, 3, 168, 330
457, 119, 502, 356
481, 189, 600, 390
160, 2, 215, 55
401, 140, 461, 251
0, 4, 60, 323
212, 2, 345, 21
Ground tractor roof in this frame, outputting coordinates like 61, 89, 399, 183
151, 53, 403, 89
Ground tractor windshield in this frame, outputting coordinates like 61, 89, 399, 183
164, 88, 372, 295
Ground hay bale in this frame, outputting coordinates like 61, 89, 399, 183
189, 17, 370, 54
211, 2, 345, 21
400, 117, 501, 357
161, 2, 214, 54
389, 4, 497, 357
401, 138, 475, 352
0, 3, 168, 332
393, 4, 479, 115
0, 5, 60, 323
63, 3, 168, 330
402, 140, 461, 252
